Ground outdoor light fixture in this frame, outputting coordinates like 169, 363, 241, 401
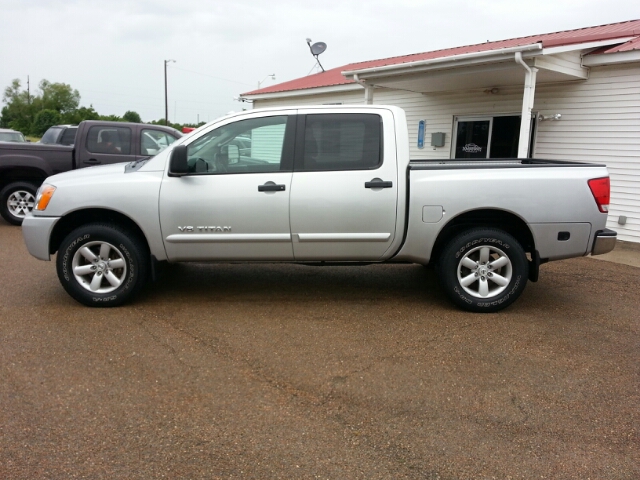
538, 113, 562, 121
164, 59, 176, 126
257, 74, 276, 89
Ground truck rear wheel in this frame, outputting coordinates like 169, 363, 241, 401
438, 228, 528, 313
56, 223, 149, 307
0, 181, 39, 225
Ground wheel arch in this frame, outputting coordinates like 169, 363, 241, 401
0, 167, 48, 190
431, 208, 535, 265
49, 208, 150, 256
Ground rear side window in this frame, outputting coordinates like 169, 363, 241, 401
40, 127, 62, 144
300, 113, 382, 171
86, 126, 132, 155
59, 127, 77, 145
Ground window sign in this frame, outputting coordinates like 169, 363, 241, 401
455, 120, 491, 159
417, 120, 425, 149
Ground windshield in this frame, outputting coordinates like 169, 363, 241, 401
0, 131, 26, 142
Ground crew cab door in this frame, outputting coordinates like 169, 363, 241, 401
76, 124, 136, 167
289, 110, 399, 261
159, 113, 296, 261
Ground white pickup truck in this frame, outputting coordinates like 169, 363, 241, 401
22, 106, 616, 312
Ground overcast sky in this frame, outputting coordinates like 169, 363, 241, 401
1, 0, 637, 124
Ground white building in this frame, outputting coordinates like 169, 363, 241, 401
241, 20, 640, 243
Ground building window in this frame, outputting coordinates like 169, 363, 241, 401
453, 115, 528, 159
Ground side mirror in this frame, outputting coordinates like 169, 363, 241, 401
168, 145, 189, 176
222, 144, 239, 164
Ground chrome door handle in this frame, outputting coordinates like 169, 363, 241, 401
365, 178, 393, 188
258, 182, 286, 192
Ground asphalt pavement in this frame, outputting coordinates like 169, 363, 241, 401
1, 220, 638, 479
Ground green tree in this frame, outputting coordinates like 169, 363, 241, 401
1, 79, 32, 132
122, 110, 142, 123
32, 109, 62, 135
148, 118, 183, 131
99, 114, 122, 122
63, 105, 100, 124
39, 80, 80, 114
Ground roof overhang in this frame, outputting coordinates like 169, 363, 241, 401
341, 43, 544, 79
582, 49, 640, 66
242, 83, 362, 101
341, 42, 595, 94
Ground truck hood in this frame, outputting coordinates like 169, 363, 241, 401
45, 162, 129, 185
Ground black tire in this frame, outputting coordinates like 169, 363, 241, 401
56, 223, 149, 307
0, 181, 39, 226
437, 228, 528, 313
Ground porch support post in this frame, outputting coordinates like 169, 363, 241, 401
515, 52, 538, 158
353, 74, 374, 104
364, 85, 374, 105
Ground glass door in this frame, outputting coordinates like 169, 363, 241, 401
453, 117, 492, 159
452, 115, 527, 159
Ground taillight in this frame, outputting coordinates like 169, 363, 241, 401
588, 177, 610, 213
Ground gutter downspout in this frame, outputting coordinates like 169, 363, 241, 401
353, 74, 374, 105
515, 51, 538, 158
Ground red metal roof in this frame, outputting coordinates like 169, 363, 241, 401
243, 19, 640, 96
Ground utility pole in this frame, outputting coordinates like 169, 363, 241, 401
164, 59, 176, 126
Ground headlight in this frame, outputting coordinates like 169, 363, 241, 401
35, 185, 56, 211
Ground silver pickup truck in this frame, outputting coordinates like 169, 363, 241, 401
22, 106, 616, 312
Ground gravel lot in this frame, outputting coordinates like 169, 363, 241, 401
1, 220, 638, 479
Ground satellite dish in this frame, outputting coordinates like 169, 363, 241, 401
310, 42, 327, 56
305, 38, 327, 72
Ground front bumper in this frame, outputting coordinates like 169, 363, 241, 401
591, 228, 617, 256
22, 214, 60, 261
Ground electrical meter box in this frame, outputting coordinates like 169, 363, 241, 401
431, 132, 445, 147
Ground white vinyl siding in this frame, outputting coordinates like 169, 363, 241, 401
533, 64, 640, 242
251, 124, 286, 164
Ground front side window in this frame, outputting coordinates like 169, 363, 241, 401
141, 129, 178, 156
185, 116, 288, 174
86, 126, 132, 155
300, 113, 382, 171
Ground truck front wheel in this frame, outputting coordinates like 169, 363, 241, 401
0, 181, 39, 225
56, 223, 149, 307
438, 228, 528, 313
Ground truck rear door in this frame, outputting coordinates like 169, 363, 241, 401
289, 110, 399, 261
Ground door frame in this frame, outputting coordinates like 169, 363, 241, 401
451, 112, 533, 159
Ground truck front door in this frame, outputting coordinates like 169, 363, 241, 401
76, 125, 135, 167
289, 111, 399, 261
159, 113, 296, 261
